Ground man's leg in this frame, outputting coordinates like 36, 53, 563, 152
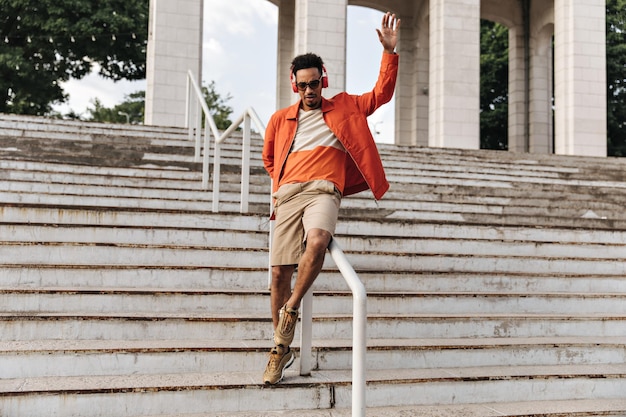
264, 184, 338, 384
272, 228, 331, 348
264, 264, 297, 385
286, 228, 332, 310
270, 265, 295, 328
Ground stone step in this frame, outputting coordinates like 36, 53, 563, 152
151, 151, 599, 182
6, 167, 626, 218
386, 163, 626, 188
6, 155, 626, 198
0, 159, 205, 180
4, 158, 626, 227
3, 158, 602, 203
2, 288, 624, 315
0, 114, 190, 141
1, 224, 268, 250
0, 176, 270, 203
4, 242, 626, 277
145, 399, 626, 417
3, 183, 624, 232
6, 135, 626, 193
0, 189, 269, 213
4, 205, 626, 245
1, 161, 268, 190
5, 223, 626, 261
5, 113, 626, 178
4, 161, 626, 226
1, 365, 624, 415
2, 266, 625, 294
3, 188, 625, 229
5, 113, 626, 175
1, 313, 623, 342
381, 143, 626, 176
2, 337, 625, 378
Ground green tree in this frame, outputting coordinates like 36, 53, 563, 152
480, 20, 509, 151
606, 0, 626, 156
82, 82, 233, 128
85, 91, 144, 124
0, 0, 147, 116
202, 80, 233, 130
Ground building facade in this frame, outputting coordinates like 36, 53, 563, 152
145, 0, 607, 157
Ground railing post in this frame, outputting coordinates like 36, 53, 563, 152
202, 115, 210, 190
194, 97, 202, 162
299, 288, 314, 376
328, 239, 367, 417
290, 239, 366, 416
212, 142, 221, 213
185, 73, 199, 161
268, 181, 275, 290
240, 113, 251, 213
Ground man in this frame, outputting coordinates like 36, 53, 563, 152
262, 11, 401, 385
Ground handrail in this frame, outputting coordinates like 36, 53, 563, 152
299, 239, 367, 417
185, 70, 265, 213
185, 69, 366, 415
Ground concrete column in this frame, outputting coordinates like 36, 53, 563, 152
276, 0, 296, 110
294, 0, 348, 97
414, 11, 431, 147
395, 21, 418, 146
508, 23, 528, 152
529, 25, 555, 154
396, 8, 429, 147
554, 0, 606, 156
145, 0, 203, 127
429, 0, 480, 149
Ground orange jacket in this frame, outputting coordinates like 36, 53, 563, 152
263, 52, 398, 200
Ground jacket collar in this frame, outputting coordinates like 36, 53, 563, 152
286, 97, 335, 120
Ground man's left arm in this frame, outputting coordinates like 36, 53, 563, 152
376, 12, 400, 55
355, 12, 401, 114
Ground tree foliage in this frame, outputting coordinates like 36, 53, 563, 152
606, 0, 626, 156
86, 91, 144, 124
480, 20, 509, 151
201, 80, 234, 130
83, 82, 234, 129
0, 0, 147, 115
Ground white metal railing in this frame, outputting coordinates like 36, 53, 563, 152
268, 212, 368, 416
186, 70, 265, 213
185, 70, 366, 416
299, 239, 367, 417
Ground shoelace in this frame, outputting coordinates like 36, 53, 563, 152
279, 309, 296, 332
268, 347, 286, 368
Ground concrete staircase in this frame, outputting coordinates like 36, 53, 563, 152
1, 113, 626, 416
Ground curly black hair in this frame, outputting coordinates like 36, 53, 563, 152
291, 53, 324, 77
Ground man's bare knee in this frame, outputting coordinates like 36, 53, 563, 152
305, 229, 332, 253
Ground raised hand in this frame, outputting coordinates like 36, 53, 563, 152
376, 12, 401, 54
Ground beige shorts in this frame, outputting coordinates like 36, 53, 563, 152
271, 180, 342, 266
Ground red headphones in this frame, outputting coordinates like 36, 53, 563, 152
290, 65, 329, 93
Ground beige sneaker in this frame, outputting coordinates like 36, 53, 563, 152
274, 304, 299, 347
263, 345, 295, 385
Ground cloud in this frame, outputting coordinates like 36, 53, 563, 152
204, 0, 277, 37
202, 0, 278, 125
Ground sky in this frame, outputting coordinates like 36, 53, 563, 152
53, 0, 395, 143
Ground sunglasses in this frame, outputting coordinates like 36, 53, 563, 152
295, 76, 323, 91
